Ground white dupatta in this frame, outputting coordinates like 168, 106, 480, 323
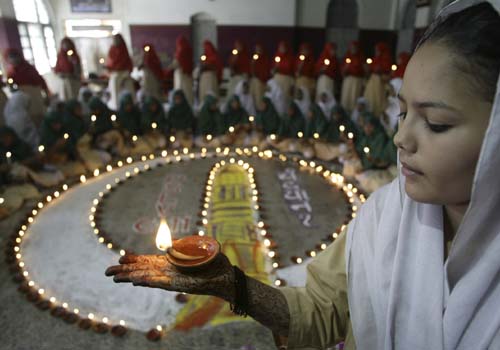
346, 1, 500, 349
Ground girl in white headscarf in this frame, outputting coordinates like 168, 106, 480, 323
294, 86, 311, 117
106, 3, 500, 349
381, 77, 403, 135
317, 90, 337, 120
265, 78, 287, 116
4, 90, 39, 149
234, 79, 256, 116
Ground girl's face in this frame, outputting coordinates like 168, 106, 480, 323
174, 95, 183, 105
230, 99, 240, 110
150, 102, 158, 112
363, 122, 374, 136
394, 43, 492, 206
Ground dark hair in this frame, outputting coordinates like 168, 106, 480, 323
416, 2, 500, 103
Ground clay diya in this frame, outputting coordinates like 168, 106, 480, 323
155, 219, 220, 272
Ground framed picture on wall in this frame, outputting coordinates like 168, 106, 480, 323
70, 0, 112, 13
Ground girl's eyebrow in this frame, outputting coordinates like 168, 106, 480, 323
397, 92, 461, 114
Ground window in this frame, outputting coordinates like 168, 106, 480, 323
14, 0, 56, 75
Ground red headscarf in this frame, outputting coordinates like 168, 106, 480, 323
251, 43, 271, 83
54, 37, 81, 75
371, 41, 393, 74
202, 40, 223, 82
228, 40, 250, 75
342, 41, 365, 77
106, 34, 133, 72
4, 48, 48, 90
315, 42, 338, 79
142, 43, 164, 80
391, 52, 411, 79
295, 43, 315, 78
273, 41, 294, 76
175, 36, 193, 75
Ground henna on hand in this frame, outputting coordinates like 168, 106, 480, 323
105, 253, 290, 336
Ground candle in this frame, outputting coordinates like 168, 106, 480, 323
366, 58, 373, 64
99, 58, 105, 64
144, 45, 150, 52
232, 49, 238, 55
363, 146, 370, 154
155, 219, 220, 270
253, 54, 259, 60
345, 58, 351, 64
274, 56, 281, 63
339, 125, 346, 133
201, 55, 207, 62
392, 64, 398, 71
67, 50, 74, 56
5, 151, 12, 164
299, 54, 305, 61
324, 58, 330, 66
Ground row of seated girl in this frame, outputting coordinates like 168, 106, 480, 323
0, 85, 398, 219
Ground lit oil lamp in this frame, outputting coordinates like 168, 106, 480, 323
155, 219, 220, 271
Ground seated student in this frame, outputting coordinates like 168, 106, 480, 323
314, 105, 357, 161
294, 86, 311, 117
222, 95, 250, 146
78, 86, 93, 119
39, 110, 86, 177
194, 94, 225, 148
270, 102, 305, 153
140, 96, 167, 149
300, 103, 329, 158
0, 126, 64, 189
106, 3, 500, 349
64, 99, 112, 170
4, 90, 39, 150
235, 79, 256, 117
345, 112, 396, 192
88, 97, 128, 157
317, 90, 337, 121
381, 78, 403, 136
167, 90, 194, 149
350, 96, 369, 124
116, 93, 152, 155
255, 96, 281, 136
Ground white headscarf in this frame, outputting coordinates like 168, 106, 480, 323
4, 91, 39, 150
265, 78, 287, 116
294, 86, 311, 117
350, 96, 370, 123
346, 1, 500, 349
234, 79, 256, 116
317, 90, 337, 120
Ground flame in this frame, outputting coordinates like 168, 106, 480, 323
155, 219, 172, 251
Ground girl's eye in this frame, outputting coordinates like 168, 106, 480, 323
398, 112, 407, 120
426, 122, 451, 133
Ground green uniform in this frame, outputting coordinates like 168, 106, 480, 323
278, 102, 305, 138
255, 97, 281, 135
304, 104, 328, 139
197, 95, 225, 136
167, 90, 195, 131
223, 95, 249, 130
141, 96, 168, 133
88, 97, 114, 136
117, 93, 142, 135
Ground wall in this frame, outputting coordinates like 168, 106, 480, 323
296, 0, 329, 28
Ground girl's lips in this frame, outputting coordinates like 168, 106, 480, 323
401, 161, 424, 176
